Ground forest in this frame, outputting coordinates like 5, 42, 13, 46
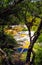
0, 0, 42, 65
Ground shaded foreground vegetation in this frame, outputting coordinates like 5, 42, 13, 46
0, 42, 42, 65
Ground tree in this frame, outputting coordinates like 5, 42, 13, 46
0, 0, 42, 65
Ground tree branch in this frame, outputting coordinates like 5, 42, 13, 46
0, 48, 10, 65
32, 19, 42, 47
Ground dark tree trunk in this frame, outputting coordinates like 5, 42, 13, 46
25, 19, 42, 65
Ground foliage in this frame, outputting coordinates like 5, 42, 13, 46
38, 34, 42, 43
34, 44, 42, 65
0, 32, 17, 46
0, 0, 42, 65
0, 0, 42, 25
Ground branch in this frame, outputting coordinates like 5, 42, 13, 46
0, 48, 10, 65
25, 10, 36, 43
32, 19, 42, 46
0, 48, 6, 56
30, 50, 35, 65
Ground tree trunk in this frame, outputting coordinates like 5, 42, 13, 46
25, 19, 42, 65
25, 43, 33, 65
